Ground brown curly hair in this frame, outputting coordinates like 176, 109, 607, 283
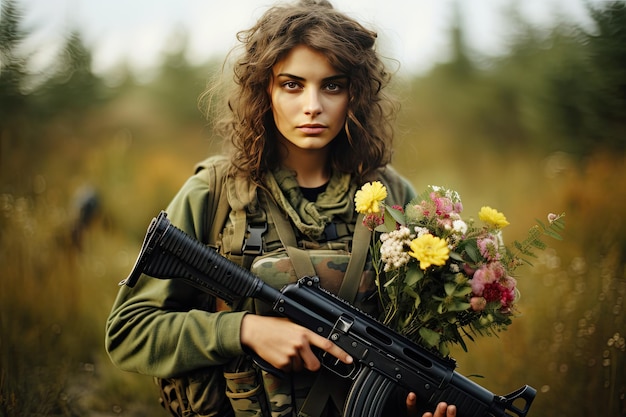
204, 0, 397, 185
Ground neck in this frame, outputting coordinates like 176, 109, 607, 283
279, 146, 331, 188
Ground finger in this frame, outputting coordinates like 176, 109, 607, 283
290, 356, 304, 373
446, 404, 456, 417
405, 392, 418, 416
434, 402, 448, 417
298, 339, 322, 371
421, 402, 447, 417
308, 332, 353, 364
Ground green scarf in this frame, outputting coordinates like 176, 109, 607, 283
265, 167, 357, 239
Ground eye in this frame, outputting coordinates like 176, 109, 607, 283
282, 81, 301, 91
324, 82, 345, 93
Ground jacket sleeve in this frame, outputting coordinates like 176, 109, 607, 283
378, 165, 417, 207
105, 170, 247, 379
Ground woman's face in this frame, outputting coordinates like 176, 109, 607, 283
269, 45, 349, 153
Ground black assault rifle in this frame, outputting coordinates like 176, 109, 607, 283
121, 211, 536, 417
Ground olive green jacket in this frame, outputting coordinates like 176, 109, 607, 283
105, 155, 415, 400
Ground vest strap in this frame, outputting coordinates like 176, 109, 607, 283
266, 194, 317, 278
265, 191, 372, 417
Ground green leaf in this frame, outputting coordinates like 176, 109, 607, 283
449, 251, 464, 262
419, 327, 441, 347
544, 228, 563, 241
374, 223, 389, 233
386, 206, 406, 226
404, 286, 422, 308
448, 301, 471, 312
404, 266, 422, 286
444, 282, 456, 296
464, 241, 480, 263
453, 286, 473, 297
439, 342, 450, 357
403, 286, 419, 299
383, 276, 396, 287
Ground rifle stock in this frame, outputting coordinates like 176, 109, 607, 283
121, 211, 536, 417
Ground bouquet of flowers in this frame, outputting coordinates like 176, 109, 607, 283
355, 182, 565, 357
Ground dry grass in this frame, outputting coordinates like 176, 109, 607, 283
1, 108, 624, 416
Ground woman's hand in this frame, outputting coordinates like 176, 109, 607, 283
406, 392, 457, 417
240, 314, 353, 372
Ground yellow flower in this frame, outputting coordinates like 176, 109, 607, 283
408, 234, 450, 270
478, 206, 510, 229
355, 181, 387, 214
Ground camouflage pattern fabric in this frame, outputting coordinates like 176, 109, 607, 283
225, 368, 270, 417
156, 368, 235, 417
250, 249, 378, 317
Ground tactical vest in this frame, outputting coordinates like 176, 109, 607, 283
157, 156, 412, 417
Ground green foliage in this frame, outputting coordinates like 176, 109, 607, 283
147, 30, 218, 125
539, 2, 626, 155
33, 31, 107, 114
509, 214, 566, 266
400, 1, 626, 159
0, 0, 29, 116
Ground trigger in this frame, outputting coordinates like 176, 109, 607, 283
321, 351, 359, 379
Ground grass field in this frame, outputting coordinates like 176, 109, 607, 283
1, 107, 624, 416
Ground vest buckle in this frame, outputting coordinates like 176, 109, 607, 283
242, 223, 268, 255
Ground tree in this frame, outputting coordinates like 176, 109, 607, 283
148, 27, 210, 126
543, 1, 626, 155
34, 30, 105, 115
0, 0, 29, 118
0, 0, 34, 191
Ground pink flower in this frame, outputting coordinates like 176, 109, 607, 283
501, 286, 515, 307
482, 282, 503, 303
499, 276, 517, 309
363, 213, 384, 231
500, 275, 517, 290
471, 265, 496, 294
437, 217, 453, 230
431, 194, 454, 217
482, 282, 516, 308
490, 262, 506, 280
470, 296, 487, 311
478, 235, 501, 261
472, 262, 511, 298
463, 263, 476, 277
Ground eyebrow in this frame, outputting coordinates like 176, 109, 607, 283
275, 73, 348, 82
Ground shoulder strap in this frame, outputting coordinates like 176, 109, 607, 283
194, 157, 231, 248
337, 213, 370, 301
266, 194, 317, 278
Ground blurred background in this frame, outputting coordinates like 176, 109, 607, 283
1, 0, 624, 416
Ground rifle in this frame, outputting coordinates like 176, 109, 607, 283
121, 211, 536, 417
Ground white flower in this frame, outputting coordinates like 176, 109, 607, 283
452, 219, 468, 235
414, 226, 430, 237
380, 226, 412, 271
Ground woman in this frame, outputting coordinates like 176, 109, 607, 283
105, 1, 455, 416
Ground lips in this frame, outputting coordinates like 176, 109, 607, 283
298, 124, 327, 135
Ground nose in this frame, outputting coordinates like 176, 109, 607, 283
304, 89, 322, 116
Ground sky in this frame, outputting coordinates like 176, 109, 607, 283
15, 0, 599, 78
